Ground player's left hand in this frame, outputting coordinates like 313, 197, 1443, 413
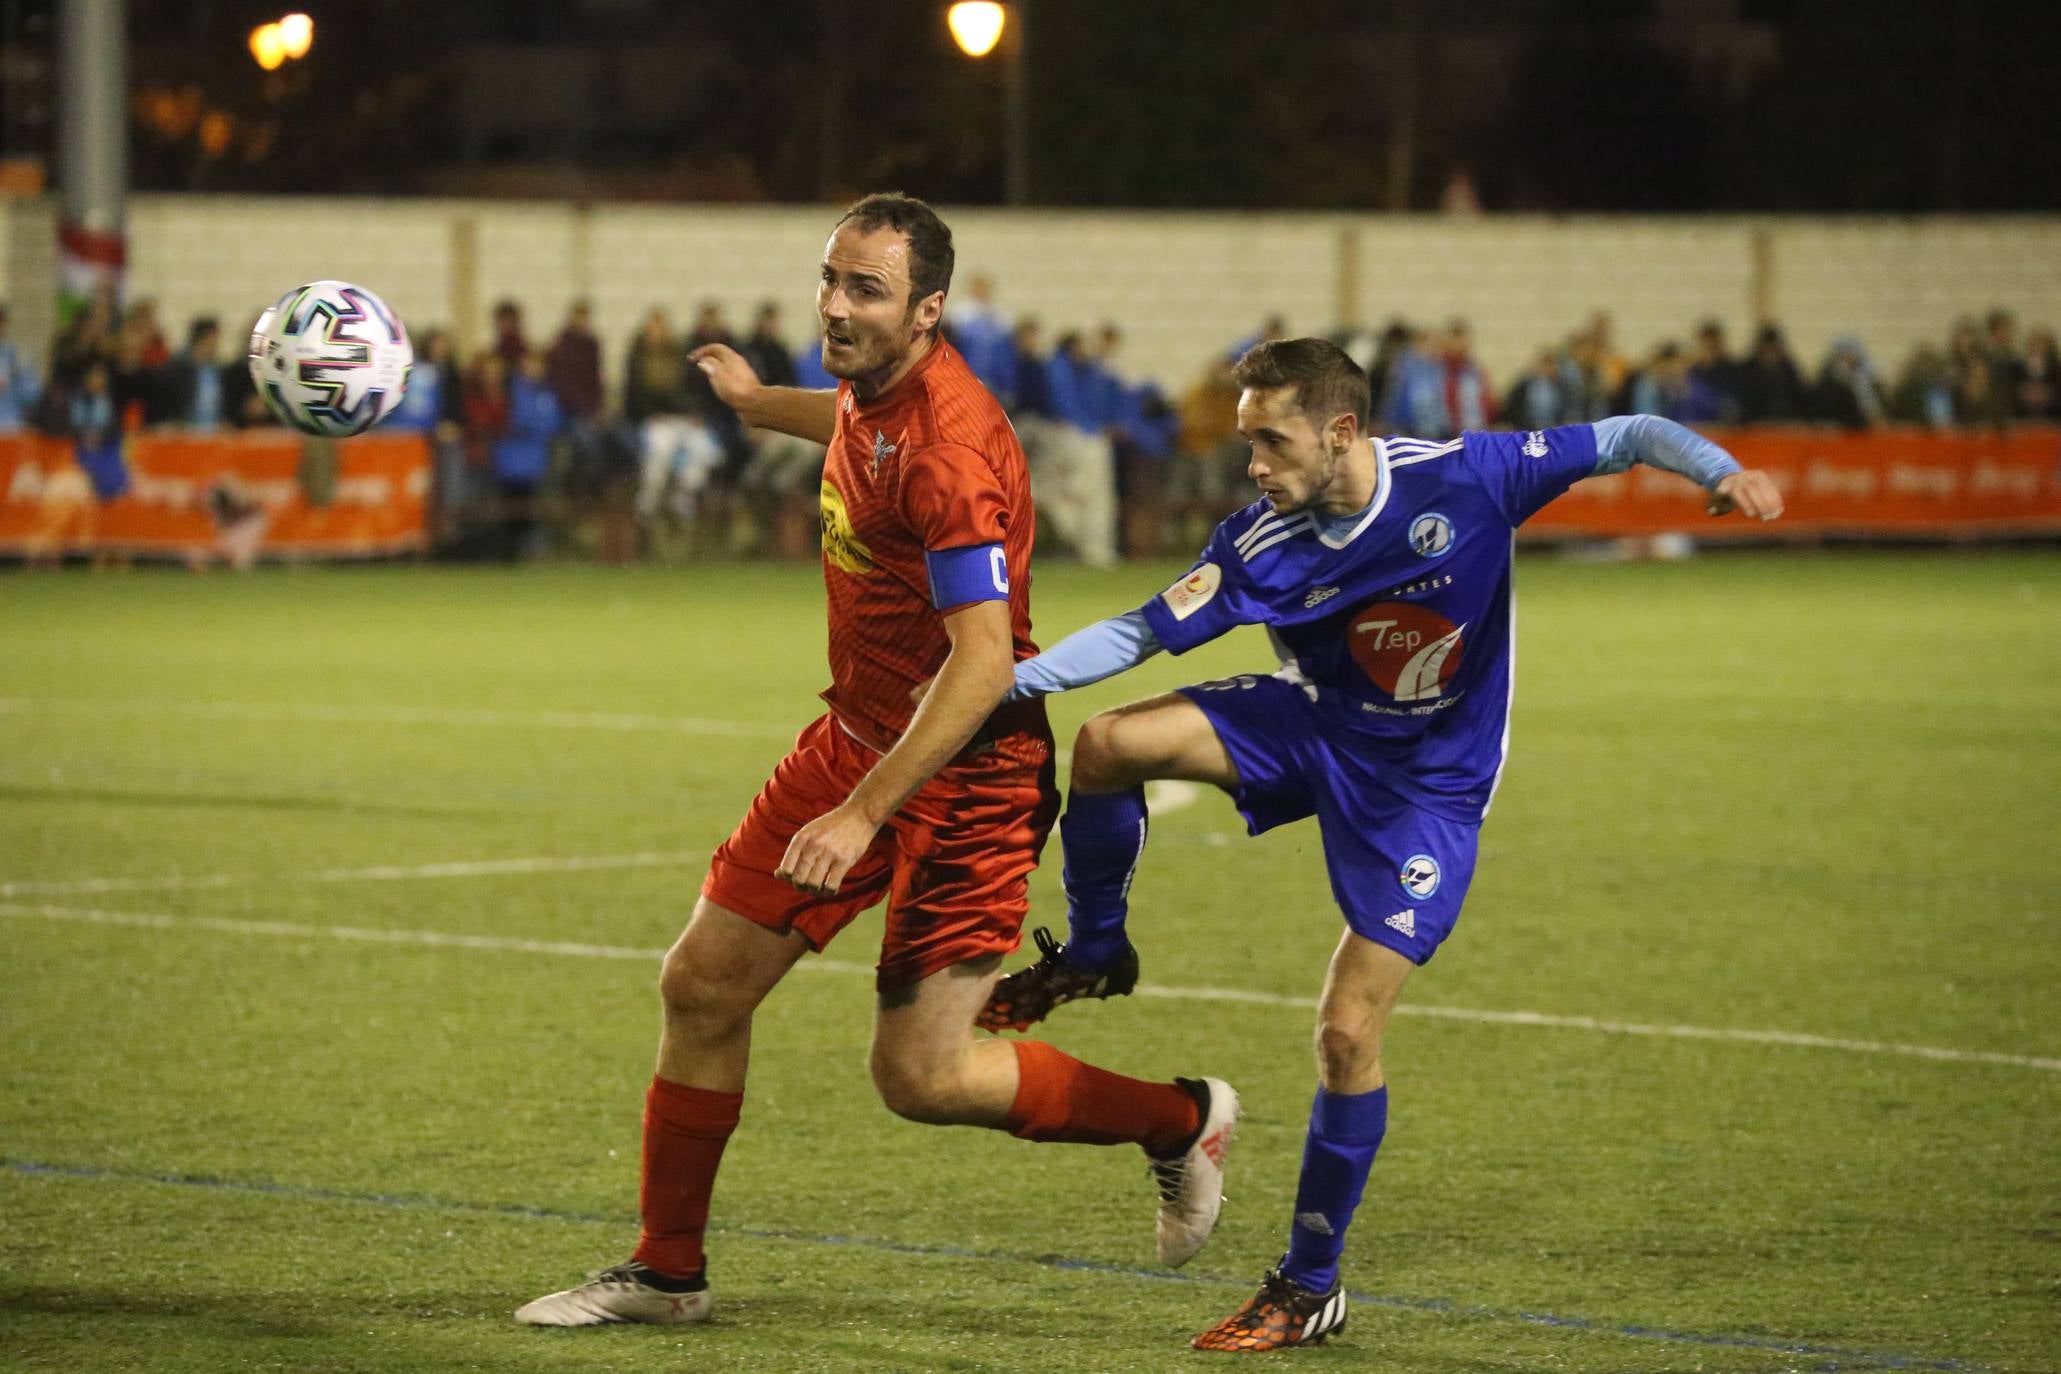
1707, 469, 1784, 521
776, 803, 883, 896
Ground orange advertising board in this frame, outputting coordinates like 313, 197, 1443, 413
0, 429, 429, 558
1524, 426, 2061, 539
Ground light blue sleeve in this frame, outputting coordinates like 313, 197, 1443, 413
1591, 414, 1742, 489
1009, 608, 1163, 700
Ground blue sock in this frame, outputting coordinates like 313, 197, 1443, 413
1280, 1085, 1388, 1294
1059, 786, 1147, 971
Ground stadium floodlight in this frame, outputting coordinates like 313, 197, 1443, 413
947, 2, 1006, 59
248, 22, 286, 71
278, 13, 313, 60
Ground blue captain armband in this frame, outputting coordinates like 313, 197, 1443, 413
925, 542, 1011, 609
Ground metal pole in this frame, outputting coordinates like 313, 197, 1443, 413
57, 0, 125, 313
1003, 1, 1028, 205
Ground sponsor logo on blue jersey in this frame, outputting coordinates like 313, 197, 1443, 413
1347, 602, 1466, 702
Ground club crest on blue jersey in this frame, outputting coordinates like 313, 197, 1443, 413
1399, 854, 1441, 899
1408, 512, 1453, 558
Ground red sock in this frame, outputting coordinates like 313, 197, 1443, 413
1004, 1039, 1201, 1152
632, 1076, 742, 1278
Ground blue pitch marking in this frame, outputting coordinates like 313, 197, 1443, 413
4, 1157, 1985, 1372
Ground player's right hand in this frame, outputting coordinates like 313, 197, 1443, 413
1707, 469, 1784, 521
690, 343, 763, 412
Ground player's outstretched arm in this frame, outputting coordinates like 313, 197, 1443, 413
1592, 413, 1784, 523
691, 343, 837, 445
776, 600, 1016, 896
1010, 608, 1163, 700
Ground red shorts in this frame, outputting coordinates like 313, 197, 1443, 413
702, 713, 1059, 988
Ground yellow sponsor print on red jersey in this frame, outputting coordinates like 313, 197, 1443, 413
819, 479, 875, 574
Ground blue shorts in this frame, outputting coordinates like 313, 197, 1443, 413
1177, 673, 1481, 964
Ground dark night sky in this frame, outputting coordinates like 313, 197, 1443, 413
6, 0, 2059, 210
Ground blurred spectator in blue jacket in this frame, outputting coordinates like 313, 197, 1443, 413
389, 328, 469, 545
1009, 319, 1050, 420
0, 304, 43, 432
1810, 336, 1887, 430
1113, 377, 1180, 557
949, 275, 1016, 403
1627, 342, 1691, 419
1737, 324, 1808, 422
69, 362, 127, 501
491, 351, 563, 559
391, 328, 454, 433
1382, 327, 1450, 436
1686, 321, 1743, 422
1088, 324, 1128, 424
1363, 320, 1411, 417
1034, 332, 1117, 566
159, 318, 230, 430
1502, 349, 1566, 430
1555, 328, 1614, 424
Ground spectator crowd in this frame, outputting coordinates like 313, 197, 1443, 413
3, 279, 2057, 565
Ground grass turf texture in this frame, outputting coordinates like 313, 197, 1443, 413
1, 551, 2057, 1373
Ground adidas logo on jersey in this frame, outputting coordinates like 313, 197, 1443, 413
1384, 908, 1416, 937
1303, 585, 1341, 609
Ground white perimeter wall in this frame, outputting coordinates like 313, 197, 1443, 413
3, 196, 2058, 396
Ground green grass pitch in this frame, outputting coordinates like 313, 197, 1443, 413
2, 550, 2057, 1373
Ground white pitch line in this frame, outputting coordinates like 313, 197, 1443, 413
0, 851, 706, 899
1144, 779, 1202, 816
5, 901, 2056, 1075
0, 696, 794, 740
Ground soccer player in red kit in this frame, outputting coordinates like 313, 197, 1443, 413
517, 194, 1238, 1328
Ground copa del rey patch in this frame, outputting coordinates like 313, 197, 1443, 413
1161, 562, 1223, 621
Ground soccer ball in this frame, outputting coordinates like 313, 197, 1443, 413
248, 280, 412, 437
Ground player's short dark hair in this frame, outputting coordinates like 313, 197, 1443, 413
836, 192, 955, 312
1232, 337, 1371, 432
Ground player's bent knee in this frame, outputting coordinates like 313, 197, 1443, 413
1314, 1013, 1382, 1085
1069, 712, 1131, 792
657, 946, 755, 1033
868, 1053, 968, 1125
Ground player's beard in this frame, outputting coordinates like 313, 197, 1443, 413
820, 303, 919, 384
1274, 445, 1341, 517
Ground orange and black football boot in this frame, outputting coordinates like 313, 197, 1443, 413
976, 926, 1139, 1033
1191, 1265, 1347, 1352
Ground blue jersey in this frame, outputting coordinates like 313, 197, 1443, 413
1139, 425, 1600, 822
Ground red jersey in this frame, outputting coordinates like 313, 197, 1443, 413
816, 337, 1048, 768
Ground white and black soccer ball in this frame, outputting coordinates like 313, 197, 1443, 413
248, 280, 412, 437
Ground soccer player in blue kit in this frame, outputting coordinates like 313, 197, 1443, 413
976, 337, 1785, 1351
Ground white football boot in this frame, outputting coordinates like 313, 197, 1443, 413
514, 1261, 711, 1326
1150, 1076, 1240, 1267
